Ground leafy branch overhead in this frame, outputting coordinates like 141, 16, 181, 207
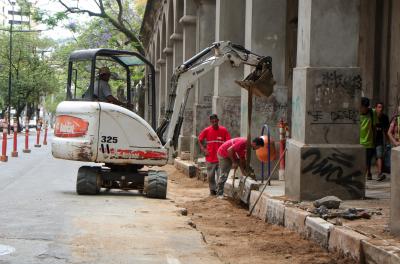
27, 0, 146, 55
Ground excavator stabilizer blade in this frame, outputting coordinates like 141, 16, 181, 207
235, 58, 276, 98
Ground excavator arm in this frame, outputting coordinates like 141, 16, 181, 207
155, 41, 275, 161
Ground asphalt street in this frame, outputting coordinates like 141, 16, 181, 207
0, 132, 220, 264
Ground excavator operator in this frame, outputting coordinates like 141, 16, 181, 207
92, 67, 125, 106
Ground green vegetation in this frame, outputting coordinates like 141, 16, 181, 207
0, 0, 148, 122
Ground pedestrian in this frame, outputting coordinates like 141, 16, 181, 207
359, 97, 376, 180
387, 105, 400, 174
215, 137, 264, 198
374, 102, 389, 181
198, 114, 231, 196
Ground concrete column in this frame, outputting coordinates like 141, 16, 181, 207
389, 0, 400, 236
286, 0, 365, 200
241, 0, 287, 179
189, 0, 216, 161
179, 0, 198, 160
391, 147, 400, 235
213, 0, 245, 137
157, 60, 166, 125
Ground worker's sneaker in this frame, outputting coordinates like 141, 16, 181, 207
367, 173, 372, 180
377, 174, 386, 182
216, 195, 225, 200
210, 190, 217, 196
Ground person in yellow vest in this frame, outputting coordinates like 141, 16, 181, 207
359, 97, 376, 180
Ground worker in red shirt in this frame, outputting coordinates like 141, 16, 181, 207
198, 114, 231, 195
216, 137, 264, 198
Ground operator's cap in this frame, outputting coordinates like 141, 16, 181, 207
99, 66, 111, 75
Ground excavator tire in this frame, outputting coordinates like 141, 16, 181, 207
76, 166, 101, 195
145, 171, 168, 199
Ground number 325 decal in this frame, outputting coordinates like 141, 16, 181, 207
101, 136, 118, 143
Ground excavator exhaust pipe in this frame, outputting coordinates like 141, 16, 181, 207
235, 56, 276, 98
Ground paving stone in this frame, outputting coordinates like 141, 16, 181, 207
174, 158, 196, 177
328, 227, 368, 262
361, 239, 400, 264
305, 216, 333, 248
266, 198, 285, 226
249, 190, 269, 221
284, 206, 310, 237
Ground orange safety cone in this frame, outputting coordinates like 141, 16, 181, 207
34, 121, 41, 148
1, 119, 8, 162
11, 118, 18, 157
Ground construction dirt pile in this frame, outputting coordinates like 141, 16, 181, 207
166, 165, 356, 264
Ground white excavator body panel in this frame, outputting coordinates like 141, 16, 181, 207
52, 101, 167, 166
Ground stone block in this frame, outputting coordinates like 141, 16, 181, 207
284, 207, 310, 237
286, 140, 366, 200
224, 178, 239, 198
237, 177, 262, 205
305, 216, 333, 248
361, 239, 400, 264
249, 190, 269, 221
174, 158, 196, 177
266, 198, 285, 226
328, 227, 368, 262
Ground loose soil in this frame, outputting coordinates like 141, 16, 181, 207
166, 165, 356, 264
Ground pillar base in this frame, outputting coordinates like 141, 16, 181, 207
390, 147, 400, 236
23, 149, 31, 153
34, 144, 41, 148
279, 169, 285, 181
0, 155, 8, 162
11, 151, 18, 157
190, 135, 202, 161
285, 139, 366, 201
178, 135, 191, 157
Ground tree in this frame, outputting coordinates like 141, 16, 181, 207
27, 0, 146, 55
0, 32, 59, 129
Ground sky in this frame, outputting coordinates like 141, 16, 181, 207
33, 0, 98, 41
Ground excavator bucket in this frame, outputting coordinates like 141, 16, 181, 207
235, 57, 276, 98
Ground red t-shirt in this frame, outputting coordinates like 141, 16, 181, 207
198, 125, 231, 163
217, 137, 247, 160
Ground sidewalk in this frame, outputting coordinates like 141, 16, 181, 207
174, 158, 400, 263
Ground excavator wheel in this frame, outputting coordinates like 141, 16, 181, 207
145, 171, 168, 199
76, 166, 102, 195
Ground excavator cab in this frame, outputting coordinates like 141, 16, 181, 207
66, 49, 156, 126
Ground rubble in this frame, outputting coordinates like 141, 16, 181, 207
313, 196, 342, 209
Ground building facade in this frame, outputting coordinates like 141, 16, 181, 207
140, 0, 400, 201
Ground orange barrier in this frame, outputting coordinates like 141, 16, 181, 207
11, 118, 18, 157
23, 116, 31, 153
1, 120, 8, 162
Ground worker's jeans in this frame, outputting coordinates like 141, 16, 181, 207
206, 162, 219, 193
216, 155, 232, 196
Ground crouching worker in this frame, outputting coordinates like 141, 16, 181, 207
215, 137, 264, 198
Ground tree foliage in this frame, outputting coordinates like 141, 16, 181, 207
26, 0, 147, 54
0, 32, 59, 123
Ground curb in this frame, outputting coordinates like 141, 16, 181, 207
174, 163, 400, 263
174, 158, 196, 177
225, 178, 400, 263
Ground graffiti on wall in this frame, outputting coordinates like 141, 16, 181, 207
314, 71, 361, 107
307, 109, 359, 124
311, 70, 362, 125
301, 148, 363, 198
